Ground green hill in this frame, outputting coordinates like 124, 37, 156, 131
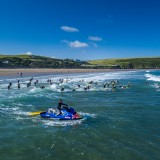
0, 54, 87, 68
1, 55, 160, 69
88, 57, 160, 69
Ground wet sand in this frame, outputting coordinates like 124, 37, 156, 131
0, 68, 150, 77
0, 68, 114, 77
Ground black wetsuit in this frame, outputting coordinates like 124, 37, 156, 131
57, 102, 68, 114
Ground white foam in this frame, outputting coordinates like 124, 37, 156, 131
41, 119, 84, 126
0, 71, 139, 91
145, 74, 160, 82
13, 110, 30, 116
79, 112, 96, 118
0, 107, 19, 112
151, 83, 160, 89
29, 87, 41, 93
50, 84, 58, 89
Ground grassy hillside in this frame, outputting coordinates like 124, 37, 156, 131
1, 55, 160, 69
0, 54, 87, 68
88, 57, 160, 69
0, 54, 31, 59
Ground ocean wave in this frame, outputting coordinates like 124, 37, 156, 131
0, 71, 138, 89
145, 73, 160, 82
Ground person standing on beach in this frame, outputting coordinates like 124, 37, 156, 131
18, 72, 23, 77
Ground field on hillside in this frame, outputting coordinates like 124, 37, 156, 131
88, 57, 160, 69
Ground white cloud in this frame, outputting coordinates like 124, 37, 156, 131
24, 51, 33, 55
69, 40, 88, 48
61, 26, 79, 32
88, 36, 103, 41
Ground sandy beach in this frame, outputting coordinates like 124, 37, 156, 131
0, 68, 117, 77
0, 68, 151, 77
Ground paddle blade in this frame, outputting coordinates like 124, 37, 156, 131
29, 111, 43, 116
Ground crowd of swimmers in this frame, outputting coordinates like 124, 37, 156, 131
4, 72, 160, 91
5, 75, 134, 92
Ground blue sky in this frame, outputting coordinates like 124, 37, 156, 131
0, 0, 160, 60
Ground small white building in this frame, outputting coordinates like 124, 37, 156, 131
2, 60, 9, 64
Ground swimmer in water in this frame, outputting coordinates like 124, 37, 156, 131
18, 83, 20, 89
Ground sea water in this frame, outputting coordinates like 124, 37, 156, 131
0, 70, 160, 160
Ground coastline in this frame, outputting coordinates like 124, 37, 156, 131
0, 68, 152, 77
0, 68, 112, 77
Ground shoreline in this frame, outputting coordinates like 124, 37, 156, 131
0, 68, 154, 77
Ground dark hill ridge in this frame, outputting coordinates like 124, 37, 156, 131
0, 55, 160, 69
